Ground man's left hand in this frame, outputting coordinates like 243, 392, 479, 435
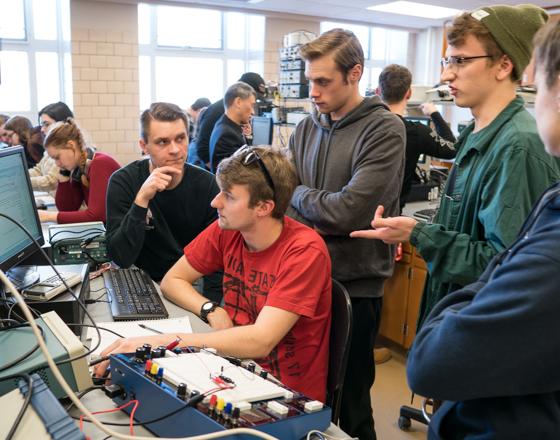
350, 205, 418, 244
93, 334, 172, 377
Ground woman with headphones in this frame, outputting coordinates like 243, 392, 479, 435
38, 118, 120, 224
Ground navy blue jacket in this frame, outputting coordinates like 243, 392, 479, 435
209, 114, 245, 173
408, 182, 560, 439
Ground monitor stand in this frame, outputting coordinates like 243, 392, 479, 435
6, 266, 40, 291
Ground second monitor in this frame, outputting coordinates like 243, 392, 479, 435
252, 116, 273, 146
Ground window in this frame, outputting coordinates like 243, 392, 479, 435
0, 0, 72, 119
320, 21, 412, 94
138, 3, 265, 109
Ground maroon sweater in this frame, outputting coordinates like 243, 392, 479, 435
55, 152, 120, 224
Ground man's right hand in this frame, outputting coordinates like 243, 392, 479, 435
134, 166, 181, 208
207, 307, 234, 330
420, 102, 438, 116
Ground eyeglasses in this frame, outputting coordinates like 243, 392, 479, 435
440, 55, 493, 69
236, 145, 276, 199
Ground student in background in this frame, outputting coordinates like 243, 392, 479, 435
377, 64, 457, 212
186, 97, 211, 142
106, 102, 222, 301
3, 116, 44, 168
96, 146, 332, 403
191, 72, 265, 170
0, 114, 10, 148
209, 82, 256, 173
29, 102, 74, 193
352, 5, 559, 330
406, 19, 560, 439
37, 119, 120, 224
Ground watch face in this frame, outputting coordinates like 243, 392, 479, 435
203, 302, 214, 311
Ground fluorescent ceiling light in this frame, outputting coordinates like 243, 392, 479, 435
367, 1, 461, 19
247, 0, 265, 3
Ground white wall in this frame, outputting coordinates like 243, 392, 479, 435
413, 26, 444, 87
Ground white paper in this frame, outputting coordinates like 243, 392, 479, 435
86, 316, 193, 357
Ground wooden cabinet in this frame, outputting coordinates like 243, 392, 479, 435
379, 242, 427, 349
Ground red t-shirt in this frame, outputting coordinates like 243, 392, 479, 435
184, 216, 332, 402
56, 152, 120, 224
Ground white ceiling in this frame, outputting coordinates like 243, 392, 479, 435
160, 0, 560, 29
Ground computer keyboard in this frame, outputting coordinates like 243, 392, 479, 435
103, 268, 169, 321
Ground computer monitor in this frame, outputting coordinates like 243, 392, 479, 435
404, 116, 431, 127
252, 116, 273, 146
0, 147, 44, 286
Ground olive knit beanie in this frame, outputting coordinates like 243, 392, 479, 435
470, 4, 548, 79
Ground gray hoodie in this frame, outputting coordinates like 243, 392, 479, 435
288, 96, 405, 297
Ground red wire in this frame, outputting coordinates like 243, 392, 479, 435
79, 399, 139, 434
128, 399, 139, 435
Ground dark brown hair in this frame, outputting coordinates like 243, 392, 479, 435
4, 116, 33, 145
140, 102, 188, 142
216, 146, 297, 219
378, 64, 412, 104
533, 20, 560, 89
300, 28, 364, 79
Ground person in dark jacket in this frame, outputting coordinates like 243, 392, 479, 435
288, 29, 405, 440
106, 102, 222, 302
405, 20, 560, 439
352, 4, 559, 330
377, 64, 457, 211
191, 72, 265, 169
209, 82, 256, 173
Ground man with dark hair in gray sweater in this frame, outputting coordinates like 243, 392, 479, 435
288, 28, 405, 440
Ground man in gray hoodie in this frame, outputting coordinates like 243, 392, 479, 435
288, 28, 405, 440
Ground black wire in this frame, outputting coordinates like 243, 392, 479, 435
72, 389, 207, 427
90, 285, 107, 293
0, 213, 103, 365
91, 290, 108, 301
6, 374, 33, 440
63, 385, 103, 412
80, 247, 107, 265
64, 323, 124, 339
49, 228, 104, 243
0, 324, 45, 372
6, 298, 41, 323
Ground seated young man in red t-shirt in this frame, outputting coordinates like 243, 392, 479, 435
95, 146, 332, 402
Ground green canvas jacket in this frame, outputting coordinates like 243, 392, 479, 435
411, 97, 560, 328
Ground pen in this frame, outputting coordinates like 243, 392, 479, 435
138, 323, 163, 334
89, 355, 110, 366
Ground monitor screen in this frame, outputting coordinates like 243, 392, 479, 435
252, 116, 273, 146
0, 147, 44, 272
404, 116, 431, 127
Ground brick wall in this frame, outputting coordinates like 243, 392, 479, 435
70, 1, 140, 166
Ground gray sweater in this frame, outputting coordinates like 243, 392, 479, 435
288, 96, 405, 297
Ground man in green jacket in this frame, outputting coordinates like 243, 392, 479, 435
352, 4, 560, 328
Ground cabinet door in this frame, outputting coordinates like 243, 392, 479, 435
403, 266, 427, 349
379, 262, 409, 345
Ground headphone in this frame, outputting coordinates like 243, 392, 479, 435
71, 147, 95, 185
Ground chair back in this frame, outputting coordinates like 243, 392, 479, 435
327, 279, 352, 424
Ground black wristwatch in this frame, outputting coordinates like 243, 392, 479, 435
200, 301, 219, 323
